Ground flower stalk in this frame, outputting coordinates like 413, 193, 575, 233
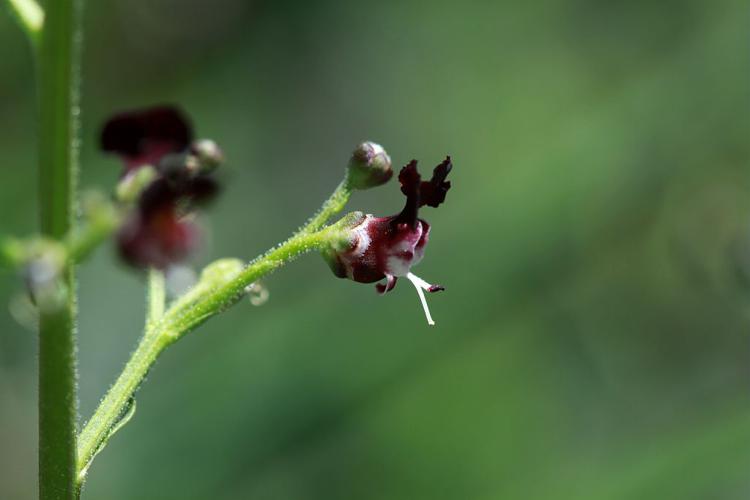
300, 175, 353, 234
76, 217, 349, 487
146, 268, 166, 329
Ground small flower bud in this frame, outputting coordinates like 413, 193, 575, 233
23, 240, 68, 311
116, 166, 158, 203
186, 258, 245, 301
199, 258, 244, 286
190, 139, 224, 172
347, 142, 393, 190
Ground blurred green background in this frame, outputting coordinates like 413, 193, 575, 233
2, 0, 750, 498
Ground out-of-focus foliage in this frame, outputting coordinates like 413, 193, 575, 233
1, 0, 750, 498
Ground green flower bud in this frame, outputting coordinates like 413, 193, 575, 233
24, 239, 68, 312
198, 258, 245, 288
347, 142, 393, 190
190, 139, 224, 172
115, 165, 158, 203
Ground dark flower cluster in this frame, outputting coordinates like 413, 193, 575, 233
99, 110, 453, 323
101, 107, 222, 269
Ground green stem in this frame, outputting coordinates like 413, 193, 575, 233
165, 227, 341, 336
146, 268, 166, 329
75, 226, 342, 485
65, 207, 120, 263
75, 328, 168, 484
37, 0, 82, 498
299, 175, 352, 234
0, 199, 119, 272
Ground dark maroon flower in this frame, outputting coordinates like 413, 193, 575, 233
323, 157, 452, 325
117, 202, 197, 270
116, 170, 220, 269
101, 106, 192, 174
101, 106, 223, 269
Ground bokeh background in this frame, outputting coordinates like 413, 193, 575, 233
2, 0, 750, 498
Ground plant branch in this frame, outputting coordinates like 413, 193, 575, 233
5, 0, 44, 43
0, 196, 119, 273
75, 329, 164, 484
299, 174, 352, 234
146, 268, 165, 329
65, 200, 120, 263
76, 224, 345, 485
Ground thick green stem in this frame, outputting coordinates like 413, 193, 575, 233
75, 226, 341, 485
37, 0, 82, 499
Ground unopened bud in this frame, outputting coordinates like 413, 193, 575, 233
347, 142, 392, 190
190, 139, 224, 172
199, 258, 244, 288
24, 240, 68, 311
116, 166, 158, 203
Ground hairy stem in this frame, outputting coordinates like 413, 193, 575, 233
65, 206, 120, 263
165, 227, 340, 336
76, 226, 341, 485
299, 175, 352, 234
146, 268, 166, 329
75, 329, 166, 484
37, 0, 82, 498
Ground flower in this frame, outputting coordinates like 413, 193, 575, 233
323, 157, 452, 325
117, 171, 218, 269
101, 105, 222, 269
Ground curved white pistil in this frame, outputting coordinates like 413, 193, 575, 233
406, 272, 437, 326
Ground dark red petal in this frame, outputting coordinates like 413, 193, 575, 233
419, 156, 452, 208
137, 173, 220, 218
181, 174, 220, 206
101, 106, 193, 171
395, 160, 421, 227
398, 160, 421, 198
375, 275, 398, 294
137, 177, 181, 216
117, 209, 196, 269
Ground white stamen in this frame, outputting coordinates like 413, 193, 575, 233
406, 272, 436, 326
406, 272, 432, 291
